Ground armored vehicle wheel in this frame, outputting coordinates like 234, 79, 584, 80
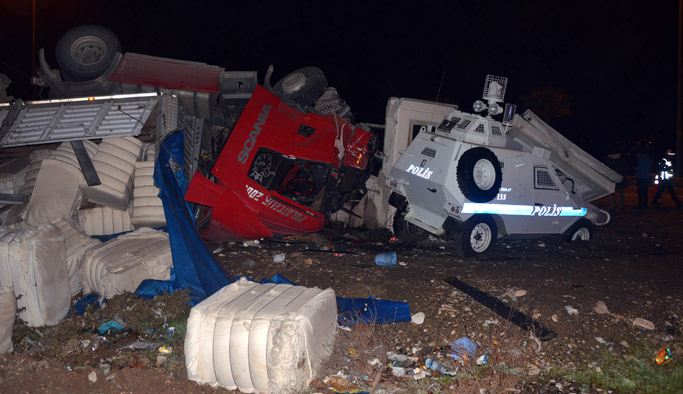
56, 25, 121, 82
563, 219, 593, 242
272, 67, 327, 106
393, 210, 429, 243
462, 215, 497, 257
456, 147, 502, 203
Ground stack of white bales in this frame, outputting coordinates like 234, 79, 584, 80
0, 223, 70, 327
83, 137, 143, 211
24, 141, 98, 226
80, 227, 172, 299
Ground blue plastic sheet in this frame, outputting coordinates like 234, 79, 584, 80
135, 131, 232, 304
336, 296, 411, 326
258, 274, 411, 326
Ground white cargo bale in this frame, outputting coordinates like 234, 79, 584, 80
24, 141, 98, 226
185, 278, 337, 393
0, 287, 16, 354
130, 160, 166, 228
0, 224, 69, 327
83, 137, 143, 211
78, 206, 134, 236
80, 227, 172, 299
50, 219, 100, 296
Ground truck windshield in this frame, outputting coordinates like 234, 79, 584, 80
247, 148, 329, 211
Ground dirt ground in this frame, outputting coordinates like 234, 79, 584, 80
1, 185, 681, 393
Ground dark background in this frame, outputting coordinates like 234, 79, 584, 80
1, 0, 680, 161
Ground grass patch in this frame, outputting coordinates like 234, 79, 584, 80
550, 339, 683, 393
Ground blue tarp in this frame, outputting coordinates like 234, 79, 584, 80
135, 131, 232, 304
260, 274, 411, 326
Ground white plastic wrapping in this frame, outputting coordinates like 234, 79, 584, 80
78, 206, 134, 236
185, 278, 337, 393
130, 160, 166, 228
24, 141, 97, 226
0, 223, 69, 327
79, 227, 172, 299
50, 219, 101, 296
0, 287, 16, 354
83, 136, 143, 211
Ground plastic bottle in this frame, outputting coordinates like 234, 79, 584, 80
423, 358, 457, 376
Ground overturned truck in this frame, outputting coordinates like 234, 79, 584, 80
1, 25, 378, 241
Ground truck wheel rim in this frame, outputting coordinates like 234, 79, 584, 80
281, 72, 307, 94
571, 227, 590, 241
70, 36, 107, 66
473, 159, 495, 190
470, 223, 492, 252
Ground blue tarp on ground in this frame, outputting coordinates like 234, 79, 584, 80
261, 274, 411, 326
135, 131, 232, 304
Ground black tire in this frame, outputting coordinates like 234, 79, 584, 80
393, 210, 429, 243
272, 66, 327, 106
456, 147, 503, 203
562, 219, 594, 242
56, 25, 121, 82
461, 215, 497, 257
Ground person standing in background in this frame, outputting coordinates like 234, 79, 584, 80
635, 147, 652, 209
652, 149, 681, 208
603, 147, 630, 212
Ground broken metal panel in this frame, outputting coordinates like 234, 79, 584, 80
157, 90, 178, 139
0, 93, 158, 147
183, 117, 203, 182
510, 110, 622, 202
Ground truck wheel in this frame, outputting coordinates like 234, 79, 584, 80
456, 147, 502, 203
393, 210, 429, 243
462, 215, 497, 257
272, 66, 327, 107
563, 219, 593, 242
56, 25, 121, 82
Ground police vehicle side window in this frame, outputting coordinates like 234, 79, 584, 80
534, 166, 559, 190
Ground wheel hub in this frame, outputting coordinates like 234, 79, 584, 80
470, 223, 492, 252
70, 36, 107, 66
472, 159, 495, 190
571, 227, 590, 241
281, 72, 308, 94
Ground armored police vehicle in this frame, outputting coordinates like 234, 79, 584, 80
386, 76, 621, 256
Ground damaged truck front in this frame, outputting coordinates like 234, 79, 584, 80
21, 25, 379, 241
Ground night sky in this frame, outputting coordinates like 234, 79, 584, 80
1, 0, 680, 159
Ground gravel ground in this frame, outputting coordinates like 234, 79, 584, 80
0, 188, 681, 393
